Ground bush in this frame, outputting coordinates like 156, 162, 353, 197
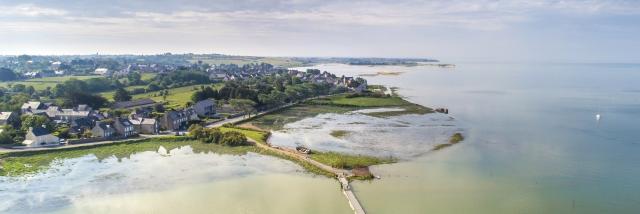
219, 131, 247, 146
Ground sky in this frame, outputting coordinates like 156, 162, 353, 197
0, 0, 639, 62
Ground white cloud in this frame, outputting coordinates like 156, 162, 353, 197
0, 4, 67, 17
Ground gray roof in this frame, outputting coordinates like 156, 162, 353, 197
113, 99, 157, 109
21, 101, 43, 110
95, 121, 115, 132
30, 127, 51, 136
117, 118, 133, 127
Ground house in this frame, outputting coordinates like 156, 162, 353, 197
70, 118, 94, 135
94, 68, 111, 76
193, 99, 216, 118
46, 107, 92, 123
92, 121, 116, 138
129, 117, 159, 134
0, 112, 19, 127
161, 110, 189, 131
21, 101, 47, 114
114, 118, 137, 137
113, 99, 157, 109
22, 127, 60, 147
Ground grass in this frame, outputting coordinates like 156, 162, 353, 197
244, 93, 433, 130
310, 151, 395, 169
101, 83, 222, 108
219, 126, 270, 144
432, 133, 465, 151
329, 130, 350, 138
0, 75, 98, 90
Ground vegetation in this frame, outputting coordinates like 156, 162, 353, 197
113, 88, 132, 102
432, 133, 465, 151
187, 124, 250, 146
329, 130, 350, 138
245, 93, 432, 130
310, 151, 395, 169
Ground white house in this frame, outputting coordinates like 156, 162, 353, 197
22, 127, 60, 147
94, 68, 111, 76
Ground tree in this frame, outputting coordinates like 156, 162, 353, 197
0, 68, 18, 82
154, 104, 165, 113
187, 124, 205, 139
229, 99, 256, 118
219, 131, 247, 146
20, 115, 54, 132
113, 88, 132, 102
63, 92, 108, 108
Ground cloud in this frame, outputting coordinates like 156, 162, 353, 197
0, 4, 67, 17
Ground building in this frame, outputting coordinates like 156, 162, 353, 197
113, 99, 157, 110
46, 106, 92, 123
129, 117, 159, 134
91, 121, 116, 138
161, 110, 189, 131
0, 112, 19, 127
22, 127, 60, 147
21, 101, 47, 114
193, 99, 216, 118
114, 118, 137, 137
70, 118, 94, 135
94, 68, 111, 76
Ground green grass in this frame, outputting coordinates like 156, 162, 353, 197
329, 130, 350, 138
140, 73, 157, 81
310, 151, 395, 169
330, 96, 407, 107
219, 126, 270, 144
432, 133, 465, 151
0, 75, 98, 90
101, 83, 223, 108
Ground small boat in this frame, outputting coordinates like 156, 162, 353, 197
596, 114, 601, 121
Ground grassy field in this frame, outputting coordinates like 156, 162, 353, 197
0, 75, 98, 90
245, 94, 433, 130
219, 126, 269, 144
101, 83, 222, 109
310, 151, 395, 169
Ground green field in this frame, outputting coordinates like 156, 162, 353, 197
0, 75, 98, 90
310, 151, 395, 169
219, 126, 269, 144
101, 83, 223, 109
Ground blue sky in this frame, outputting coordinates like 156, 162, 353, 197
0, 0, 639, 62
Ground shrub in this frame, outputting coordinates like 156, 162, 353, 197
219, 131, 247, 146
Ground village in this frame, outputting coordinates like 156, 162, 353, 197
0, 57, 368, 150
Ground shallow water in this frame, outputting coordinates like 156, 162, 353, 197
3, 62, 639, 214
293, 63, 640, 213
268, 110, 459, 159
0, 146, 352, 214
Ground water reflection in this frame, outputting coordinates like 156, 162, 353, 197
0, 146, 334, 213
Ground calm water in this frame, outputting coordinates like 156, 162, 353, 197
294, 63, 640, 214
2, 62, 639, 213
